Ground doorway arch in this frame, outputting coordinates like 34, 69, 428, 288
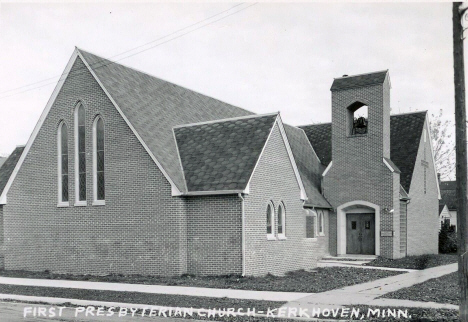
337, 200, 380, 256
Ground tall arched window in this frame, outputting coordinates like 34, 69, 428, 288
93, 116, 105, 204
278, 202, 286, 239
266, 202, 275, 240
58, 122, 69, 206
75, 103, 86, 204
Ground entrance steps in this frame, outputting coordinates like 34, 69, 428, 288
318, 255, 377, 267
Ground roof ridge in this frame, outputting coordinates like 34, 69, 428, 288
76, 48, 254, 116
298, 122, 331, 127
173, 112, 278, 129
390, 110, 428, 117
334, 69, 388, 80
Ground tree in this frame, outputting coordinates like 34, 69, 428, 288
429, 109, 455, 180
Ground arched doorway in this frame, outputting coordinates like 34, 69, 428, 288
337, 201, 380, 256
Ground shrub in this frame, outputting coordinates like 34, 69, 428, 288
439, 221, 457, 254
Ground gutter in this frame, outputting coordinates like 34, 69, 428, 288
238, 193, 246, 277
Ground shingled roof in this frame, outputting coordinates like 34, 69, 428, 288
283, 125, 330, 208
0, 157, 6, 169
331, 71, 388, 91
174, 114, 277, 192
299, 111, 427, 192
75, 49, 328, 205
0, 146, 24, 196
440, 181, 456, 210
78, 49, 253, 192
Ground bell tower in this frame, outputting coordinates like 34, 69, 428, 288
323, 70, 401, 259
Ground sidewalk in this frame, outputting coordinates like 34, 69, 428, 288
281, 263, 458, 311
0, 263, 458, 310
0, 276, 308, 302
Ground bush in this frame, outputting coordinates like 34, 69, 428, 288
439, 221, 457, 254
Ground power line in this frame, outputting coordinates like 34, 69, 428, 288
0, 3, 255, 99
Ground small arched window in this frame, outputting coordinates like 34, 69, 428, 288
266, 202, 275, 240
58, 122, 69, 206
93, 116, 105, 204
318, 210, 325, 236
278, 202, 286, 239
75, 103, 86, 204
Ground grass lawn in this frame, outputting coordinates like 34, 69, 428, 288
381, 272, 458, 305
0, 284, 283, 312
364, 254, 457, 270
0, 267, 402, 293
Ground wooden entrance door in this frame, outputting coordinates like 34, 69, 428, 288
346, 213, 375, 255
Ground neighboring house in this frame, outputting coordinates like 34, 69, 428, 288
439, 203, 451, 228
0, 48, 439, 276
439, 181, 457, 230
0, 146, 25, 268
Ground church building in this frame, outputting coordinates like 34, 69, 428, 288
0, 48, 439, 276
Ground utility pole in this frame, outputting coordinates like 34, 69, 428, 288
453, 2, 468, 320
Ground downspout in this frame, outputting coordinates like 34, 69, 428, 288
238, 193, 246, 277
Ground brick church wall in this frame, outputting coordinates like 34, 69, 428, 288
243, 123, 329, 276
406, 120, 438, 255
185, 195, 243, 276
2, 57, 189, 276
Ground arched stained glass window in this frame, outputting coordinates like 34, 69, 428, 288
94, 117, 105, 202
58, 122, 69, 204
75, 103, 86, 203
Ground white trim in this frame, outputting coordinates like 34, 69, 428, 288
336, 200, 380, 256
92, 200, 106, 206
172, 128, 188, 193
298, 128, 321, 163
274, 115, 307, 200
322, 161, 333, 177
0, 50, 79, 205
383, 158, 396, 173
92, 116, 105, 204
74, 102, 86, 204
266, 201, 275, 240
75, 49, 183, 196
424, 114, 441, 199
238, 193, 246, 276
244, 115, 277, 194
277, 202, 286, 239
183, 189, 244, 196
172, 113, 277, 129
74, 201, 87, 207
57, 202, 69, 208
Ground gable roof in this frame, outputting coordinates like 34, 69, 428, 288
0, 146, 24, 196
440, 180, 456, 210
283, 124, 330, 208
331, 71, 388, 91
439, 203, 448, 215
299, 111, 427, 192
77, 49, 254, 193
2, 48, 328, 205
174, 114, 277, 192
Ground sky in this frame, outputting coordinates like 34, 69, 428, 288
0, 1, 456, 156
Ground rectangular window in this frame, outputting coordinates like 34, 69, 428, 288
306, 216, 316, 238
